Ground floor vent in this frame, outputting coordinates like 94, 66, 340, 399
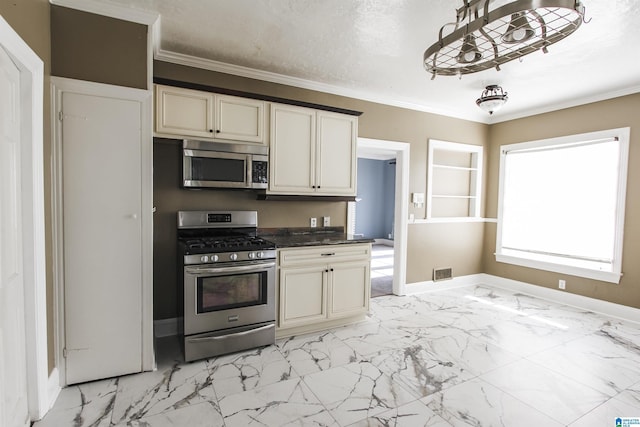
433, 267, 452, 281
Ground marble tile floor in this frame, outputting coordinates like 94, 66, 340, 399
34, 284, 640, 427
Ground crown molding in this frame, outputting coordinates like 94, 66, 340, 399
154, 48, 488, 124
49, 0, 159, 25
490, 84, 640, 124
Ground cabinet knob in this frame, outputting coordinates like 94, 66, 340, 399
216, 129, 221, 133
208, 129, 213, 133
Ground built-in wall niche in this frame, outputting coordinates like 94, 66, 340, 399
427, 139, 483, 220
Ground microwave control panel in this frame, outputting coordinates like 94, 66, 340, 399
252, 161, 268, 184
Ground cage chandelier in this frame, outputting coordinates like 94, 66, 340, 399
424, 0, 586, 79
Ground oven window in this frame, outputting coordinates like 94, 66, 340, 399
191, 157, 246, 183
196, 272, 267, 313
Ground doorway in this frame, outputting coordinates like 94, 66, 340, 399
348, 138, 409, 296
0, 15, 47, 423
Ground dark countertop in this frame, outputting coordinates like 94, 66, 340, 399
259, 227, 374, 248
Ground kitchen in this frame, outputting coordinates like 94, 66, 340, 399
2, 1, 640, 426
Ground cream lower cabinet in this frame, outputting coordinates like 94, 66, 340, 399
277, 244, 371, 335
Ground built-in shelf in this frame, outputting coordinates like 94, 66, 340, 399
427, 139, 483, 219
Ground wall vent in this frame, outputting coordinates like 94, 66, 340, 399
433, 267, 452, 281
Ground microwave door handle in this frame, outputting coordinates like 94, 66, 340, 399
187, 324, 275, 343
186, 262, 276, 275
246, 154, 252, 186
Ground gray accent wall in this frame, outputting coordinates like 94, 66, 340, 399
355, 158, 395, 239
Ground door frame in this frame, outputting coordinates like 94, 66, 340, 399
51, 76, 154, 387
350, 137, 410, 295
0, 15, 48, 420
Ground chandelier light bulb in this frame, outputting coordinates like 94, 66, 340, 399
502, 12, 535, 44
457, 34, 482, 64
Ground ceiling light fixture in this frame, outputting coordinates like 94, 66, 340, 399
424, 0, 587, 79
476, 85, 508, 115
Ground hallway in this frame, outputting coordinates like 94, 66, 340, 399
370, 244, 394, 297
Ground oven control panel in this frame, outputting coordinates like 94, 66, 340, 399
184, 249, 276, 265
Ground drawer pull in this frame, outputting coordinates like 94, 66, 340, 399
321, 252, 335, 257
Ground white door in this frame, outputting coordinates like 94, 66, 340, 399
62, 91, 143, 384
0, 46, 30, 427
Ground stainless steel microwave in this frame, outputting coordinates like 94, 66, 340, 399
183, 140, 268, 189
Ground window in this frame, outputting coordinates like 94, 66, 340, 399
496, 128, 630, 283
427, 140, 483, 221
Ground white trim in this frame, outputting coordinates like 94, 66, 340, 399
154, 49, 478, 123
427, 139, 483, 221
489, 84, 640, 124
0, 14, 49, 421
495, 253, 622, 284
411, 217, 493, 224
46, 369, 60, 414
51, 77, 155, 387
405, 274, 487, 295
480, 274, 640, 324
49, 0, 159, 25
373, 239, 394, 247
405, 273, 640, 325
156, 50, 640, 125
354, 138, 410, 296
495, 127, 630, 285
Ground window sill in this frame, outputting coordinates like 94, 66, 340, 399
495, 253, 622, 284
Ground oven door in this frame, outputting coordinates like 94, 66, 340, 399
183, 261, 275, 336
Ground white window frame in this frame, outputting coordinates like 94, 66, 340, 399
495, 127, 630, 284
427, 139, 483, 221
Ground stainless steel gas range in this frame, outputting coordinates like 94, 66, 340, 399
177, 211, 276, 362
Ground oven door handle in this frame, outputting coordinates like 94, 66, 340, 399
186, 323, 275, 343
186, 262, 275, 275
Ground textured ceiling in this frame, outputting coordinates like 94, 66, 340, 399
100, 0, 640, 123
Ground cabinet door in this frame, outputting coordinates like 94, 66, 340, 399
329, 260, 370, 319
269, 104, 316, 194
215, 94, 265, 144
317, 112, 357, 195
279, 266, 327, 328
155, 84, 214, 138
61, 90, 145, 385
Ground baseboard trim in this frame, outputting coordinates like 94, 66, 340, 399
478, 273, 640, 325
43, 368, 61, 420
404, 274, 486, 295
154, 317, 180, 338
405, 273, 640, 325
373, 239, 394, 247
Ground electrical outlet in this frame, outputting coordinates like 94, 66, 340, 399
558, 279, 566, 290
323, 216, 330, 227
310, 217, 317, 228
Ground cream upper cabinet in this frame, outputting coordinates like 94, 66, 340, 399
269, 104, 316, 194
277, 244, 371, 333
155, 84, 214, 139
316, 111, 357, 195
215, 94, 265, 143
154, 84, 266, 145
269, 103, 357, 196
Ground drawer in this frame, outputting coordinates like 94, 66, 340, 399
278, 243, 370, 267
